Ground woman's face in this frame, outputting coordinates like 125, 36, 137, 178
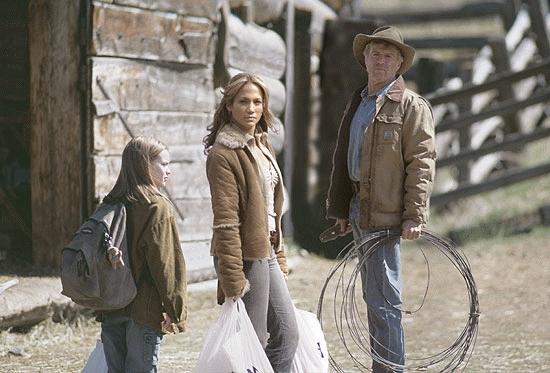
227, 82, 264, 135
150, 149, 171, 188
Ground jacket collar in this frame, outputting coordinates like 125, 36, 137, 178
216, 123, 266, 149
384, 75, 406, 102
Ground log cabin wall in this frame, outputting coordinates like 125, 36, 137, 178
88, 0, 219, 280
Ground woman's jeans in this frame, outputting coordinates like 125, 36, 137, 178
214, 250, 299, 373
101, 314, 163, 373
349, 194, 405, 372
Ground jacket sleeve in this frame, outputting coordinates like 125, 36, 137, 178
326, 93, 358, 220
206, 151, 247, 299
142, 202, 188, 332
401, 96, 436, 225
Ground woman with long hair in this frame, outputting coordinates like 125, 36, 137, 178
204, 72, 298, 372
100, 136, 187, 373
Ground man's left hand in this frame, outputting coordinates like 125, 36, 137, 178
401, 220, 422, 240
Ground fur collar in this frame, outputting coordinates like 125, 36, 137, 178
216, 124, 266, 150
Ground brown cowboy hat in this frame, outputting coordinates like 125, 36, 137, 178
353, 25, 415, 75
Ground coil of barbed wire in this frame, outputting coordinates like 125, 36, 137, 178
316, 229, 480, 372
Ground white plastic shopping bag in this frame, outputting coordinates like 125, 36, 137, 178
291, 308, 329, 373
81, 339, 108, 373
195, 298, 274, 373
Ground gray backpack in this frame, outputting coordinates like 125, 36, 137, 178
61, 202, 137, 310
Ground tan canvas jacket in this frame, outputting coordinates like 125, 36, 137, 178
327, 76, 436, 229
206, 124, 287, 304
122, 195, 187, 333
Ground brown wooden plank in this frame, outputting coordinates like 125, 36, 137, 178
91, 2, 215, 65
174, 198, 212, 241
93, 111, 211, 155
95, 0, 220, 20
91, 57, 215, 112
29, 0, 82, 267
181, 240, 215, 281
93, 155, 208, 202
227, 67, 286, 116
225, 14, 286, 80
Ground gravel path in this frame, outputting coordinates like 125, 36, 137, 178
1, 229, 549, 372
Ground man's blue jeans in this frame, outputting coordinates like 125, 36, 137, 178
101, 314, 163, 373
349, 194, 405, 372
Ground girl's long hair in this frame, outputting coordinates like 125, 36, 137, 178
104, 136, 167, 204
203, 72, 277, 153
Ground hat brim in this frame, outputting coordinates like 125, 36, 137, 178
353, 34, 415, 75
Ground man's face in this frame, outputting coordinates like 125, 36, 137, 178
364, 41, 403, 88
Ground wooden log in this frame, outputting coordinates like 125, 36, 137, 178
29, 0, 82, 267
229, 0, 285, 24
0, 277, 73, 330
181, 240, 216, 282
92, 111, 211, 156
95, 0, 220, 20
92, 57, 215, 112
227, 67, 286, 116
174, 198, 212, 242
225, 13, 286, 80
91, 2, 215, 65
93, 151, 208, 202
431, 161, 550, 206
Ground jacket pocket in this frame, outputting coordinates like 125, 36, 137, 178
372, 114, 404, 213
375, 114, 403, 145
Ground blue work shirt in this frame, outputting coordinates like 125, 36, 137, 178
347, 79, 397, 181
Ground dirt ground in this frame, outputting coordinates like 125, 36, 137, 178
0, 225, 549, 372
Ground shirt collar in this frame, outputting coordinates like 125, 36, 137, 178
360, 78, 398, 100
229, 122, 256, 147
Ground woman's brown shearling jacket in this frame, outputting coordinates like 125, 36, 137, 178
206, 124, 287, 304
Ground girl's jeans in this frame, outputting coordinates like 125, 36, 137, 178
101, 314, 162, 373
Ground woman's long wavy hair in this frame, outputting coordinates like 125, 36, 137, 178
104, 136, 168, 204
203, 72, 277, 153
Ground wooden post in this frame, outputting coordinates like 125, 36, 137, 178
29, 0, 83, 267
490, 38, 521, 134
457, 67, 472, 184
283, 0, 295, 238
526, 0, 550, 58
290, 9, 312, 247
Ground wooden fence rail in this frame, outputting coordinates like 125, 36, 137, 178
426, 58, 550, 106
435, 86, 550, 133
437, 125, 550, 168
432, 162, 550, 206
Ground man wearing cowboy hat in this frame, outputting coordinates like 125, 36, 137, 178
326, 26, 436, 372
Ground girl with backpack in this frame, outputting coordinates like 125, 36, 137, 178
99, 136, 187, 373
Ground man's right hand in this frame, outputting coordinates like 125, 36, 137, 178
336, 218, 351, 235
